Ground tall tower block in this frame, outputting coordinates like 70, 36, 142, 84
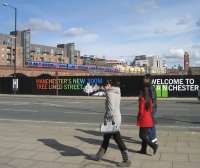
184, 51, 189, 75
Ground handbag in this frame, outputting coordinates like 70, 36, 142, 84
100, 121, 120, 134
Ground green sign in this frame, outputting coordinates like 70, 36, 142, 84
155, 85, 168, 98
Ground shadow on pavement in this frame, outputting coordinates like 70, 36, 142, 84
38, 139, 87, 156
76, 129, 141, 144
74, 136, 138, 153
101, 158, 119, 165
76, 129, 101, 136
38, 138, 120, 166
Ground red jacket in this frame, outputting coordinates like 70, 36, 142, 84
137, 96, 153, 128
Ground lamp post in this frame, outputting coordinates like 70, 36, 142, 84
2, 2, 18, 93
2, 3, 17, 76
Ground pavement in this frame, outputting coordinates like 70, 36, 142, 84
0, 120, 200, 168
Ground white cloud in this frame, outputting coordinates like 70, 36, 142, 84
169, 48, 185, 58
63, 27, 99, 43
154, 28, 168, 34
162, 48, 185, 67
176, 15, 191, 25
64, 27, 86, 37
193, 61, 200, 66
196, 18, 200, 27
134, 0, 160, 14
162, 45, 200, 67
25, 18, 62, 32
118, 16, 195, 38
79, 40, 175, 60
153, 17, 196, 36
78, 33, 192, 57
79, 33, 99, 43
189, 45, 200, 66
191, 45, 200, 59
192, 44, 200, 49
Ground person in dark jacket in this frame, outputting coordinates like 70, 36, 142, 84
137, 86, 158, 155
143, 74, 158, 144
89, 79, 131, 167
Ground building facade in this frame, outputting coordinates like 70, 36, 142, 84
133, 55, 149, 67
66, 43, 75, 64
0, 30, 146, 76
189, 67, 200, 75
0, 33, 23, 68
184, 51, 190, 75
30, 44, 69, 63
132, 55, 166, 74
148, 56, 166, 74
0, 30, 84, 68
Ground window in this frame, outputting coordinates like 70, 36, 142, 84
157, 60, 159, 67
36, 48, 41, 54
51, 49, 54, 55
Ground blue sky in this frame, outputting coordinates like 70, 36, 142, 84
0, 0, 200, 66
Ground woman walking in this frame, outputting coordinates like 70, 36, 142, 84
143, 74, 158, 144
89, 79, 131, 167
137, 86, 158, 155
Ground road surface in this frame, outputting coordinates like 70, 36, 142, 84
0, 95, 199, 127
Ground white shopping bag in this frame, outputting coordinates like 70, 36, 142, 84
100, 121, 120, 134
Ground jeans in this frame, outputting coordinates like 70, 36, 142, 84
139, 128, 156, 152
148, 111, 157, 142
148, 125, 156, 141
101, 132, 127, 152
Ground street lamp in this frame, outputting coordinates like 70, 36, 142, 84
2, 3, 17, 75
2, 2, 18, 93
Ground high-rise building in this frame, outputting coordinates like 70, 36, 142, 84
67, 43, 75, 64
21, 30, 31, 62
132, 55, 148, 67
10, 30, 31, 65
30, 44, 66, 63
57, 43, 75, 64
147, 56, 166, 74
74, 50, 80, 64
184, 51, 189, 75
57, 44, 68, 57
132, 55, 166, 74
0, 33, 22, 67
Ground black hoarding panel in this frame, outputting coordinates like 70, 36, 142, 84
152, 75, 200, 97
33, 76, 109, 96
17, 77, 34, 94
0, 75, 200, 97
0, 77, 12, 94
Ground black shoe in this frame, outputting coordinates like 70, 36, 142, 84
117, 160, 131, 167
87, 147, 105, 161
87, 155, 101, 161
137, 150, 147, 155
153, 144, 158, 155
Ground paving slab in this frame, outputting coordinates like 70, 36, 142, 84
0, 121, 199, 168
